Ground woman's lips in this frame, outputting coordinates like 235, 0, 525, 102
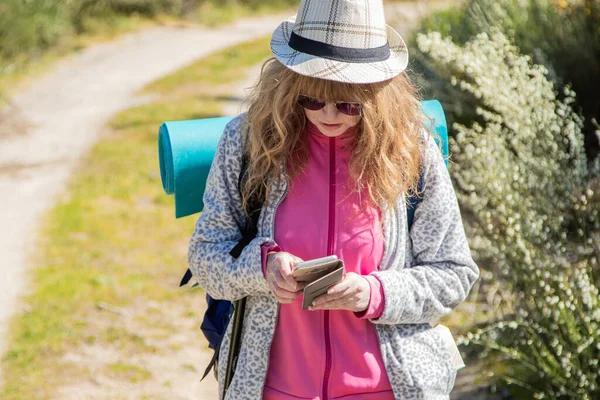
321, 123, 342, 130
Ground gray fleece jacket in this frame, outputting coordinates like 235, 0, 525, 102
188, 114, 479, 399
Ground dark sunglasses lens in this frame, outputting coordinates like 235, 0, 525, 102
298, 96, 325, 111
337, 103, 361, 116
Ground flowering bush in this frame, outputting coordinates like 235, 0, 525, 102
417, 30, 600, 399
412, 0, 600, 160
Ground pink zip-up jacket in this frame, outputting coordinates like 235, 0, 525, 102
261, 122, 393, 399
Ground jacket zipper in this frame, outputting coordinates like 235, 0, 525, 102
322, 137, 336, 400
257, 177, 289, 399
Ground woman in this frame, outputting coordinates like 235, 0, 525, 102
188, 0, 479, 399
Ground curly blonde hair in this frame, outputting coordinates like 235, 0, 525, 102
242, 57, 427, 212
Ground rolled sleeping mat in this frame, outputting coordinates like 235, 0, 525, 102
421, 99, 449, 167
159, 117, 233, 218
158, 100, 448, 219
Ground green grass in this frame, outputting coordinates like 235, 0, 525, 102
0, 35, 272, 400
106, 362, 152, 383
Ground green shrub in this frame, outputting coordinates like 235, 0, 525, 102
411, 0, 600, 160
0, 0, 72, 60
417, 29, 600, 399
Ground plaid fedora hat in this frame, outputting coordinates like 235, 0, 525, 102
270, 0, 408, 84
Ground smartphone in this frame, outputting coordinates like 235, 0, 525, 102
292, 255, 345, 310
292, 255, 341, 282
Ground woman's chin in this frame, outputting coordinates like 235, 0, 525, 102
319, 123, 345, 136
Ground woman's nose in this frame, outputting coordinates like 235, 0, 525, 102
321, 103, 340, 119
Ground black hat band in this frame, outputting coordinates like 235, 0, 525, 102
288, 31, 390, 63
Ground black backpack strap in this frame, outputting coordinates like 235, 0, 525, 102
223, 297, 246, 396
201, 340, 221, 381
406, 168, 427, 228
228, 207, 260, 258
179, 268, 193, 287
229, 152, 263, 258
407, 135, 431, 228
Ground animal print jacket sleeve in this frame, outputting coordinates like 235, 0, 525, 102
371, 136, 480, 325
187, 116, 273, 300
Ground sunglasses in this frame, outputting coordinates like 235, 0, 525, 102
297, 95, 362, 116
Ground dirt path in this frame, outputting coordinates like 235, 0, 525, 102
0, 11, 292, 385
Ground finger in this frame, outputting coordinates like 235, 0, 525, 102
269, 280, 301, 301
274, 288, 300, 301
275, 268, 303, 292
273, 292, 295, 304
268, 274, 300, 297
315, 278, 354, 304
269, 253, 298, 290
267, 258, 301, 292
325, 280, 350, 296
275, 287, 303, 304
290, 255, 305, 264
311, 288, 348, 307
280, 273, 299, 291
279, 262, 300, 291
310, 297, 353, 311
276, 297, 295, 304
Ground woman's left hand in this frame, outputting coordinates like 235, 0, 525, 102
309, 272, 370, 312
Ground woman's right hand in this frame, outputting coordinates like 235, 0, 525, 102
265, 252, 305, 304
